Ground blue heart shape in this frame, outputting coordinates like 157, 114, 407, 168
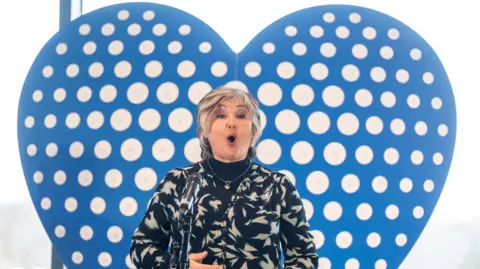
17, 2, 456, 269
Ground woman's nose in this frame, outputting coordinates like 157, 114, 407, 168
226, 119, 236, 129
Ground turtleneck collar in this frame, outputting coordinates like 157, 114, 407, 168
207, 156, 250, 181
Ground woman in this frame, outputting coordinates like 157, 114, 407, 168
130, 87, 319, 269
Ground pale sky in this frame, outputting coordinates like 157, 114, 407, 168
0, 0, 478, 225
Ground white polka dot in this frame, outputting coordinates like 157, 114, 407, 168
292, 84, 314, 106
371, 67, 386, 83
127, 82, 149, 104
55, 225, 66, 238
390, 118, 405, 135
323, 12, 335, 23
157, 82, 179, 104
145, 60, 163, 78
99, 85, 117, 103
291, 141, 314, 165
293, 42, 307, 56
110, 109, 132, 131
285, 26, 297, 36
211, 61, 228, 77
311, 230, 325, 249
336, 26, 350, 39
244, 62, 262, 77
199, 42, 211, 53
94, 140, 112, 160
33, 171, 44, 184
433, 152, 444, 165
114, 60, 132, 79
349, 13, 361, 23
43, 114, 57, 129
120, 197, 138, 216
168, 108, 193, 133
352, 44, 368, 59
139, 40, 155, 55
98, 252, 112, 267
46, 143, 58, 157
69, 141, 84, 158
410, 48, 422, 60
366, 116, 383, 135
152, 138, 175, 162
310, 63, 329, 80
66, 113, 80, 129
407, 94, 420, 109
277, 62, 295, 79
320, 43, 336, 58
318, 258, 331, 269
87, 111, 104, 130
376, 260, 387, 269
324, 201, 342, 221
184, 138, 202, 163
322, 85, 344, 108
101, 23, 115, 36
411, 150, 424, 165
260, 110, 267, 130
413, 206, 424, 219
396, 234, 408, 247
324, 142, 346, 166
355, 89, 373, 107
388, 28, 400, 40
109, 40, 124, 55
24, 116, 35, 128
121, 138, 143, 162
188, 81, 212, 105
423, 72, 435, 84
342, 174, 359, 194
381, 91, 396, 108
65, 197, 78, 212
258, 82, 282, 106
179, 24, 191, 35
118, 9, 129, 20
363, 26, 376, 39
346, 258, 360, 269
79, 24, 90, 35
153, 24, 167, 36
128, 23, 141, 36
431, 97, 442, 110
372, 176, 388, 193
138, 108, 161, 131
275, 110, 300, 134
438, 124, 448, 137
42, 65, 54, 78
386, 204, 399, 220
308, 112, 330, 134
41, 197, 51, 210
32, 90, 43, 103
309, 25, 324, 38
415, 121, 428, 136
337, 113, 359, 135
279, 170, 296, 186
167, 40, 182, 55
66, 64, 80, 78
90, 197, 106, 215
77, 86, 92, 103
107, 226, 124, 243
396, 69, 410, 83
336, 231, 353, 248
135, 167, 158, 191
105, 169, 123, 189
225, 80, 248, 92
256, 139, 281, 165
143, 10, 155, 21
178, 60, 196, 78
54, 170, 66, 185
80, 225, 93, 241
27, 144, 37, 156
356, 145, 374, 165
77, 169, 93, 187
400, 177, 413, 193
306, 171, 329, 195
56, 43, 68, 55
53, 88, 67, 102
367, 233, 381, 248
380, 46, 394, 60
302, 199, 314, 220
424, 179, 434, 192
89, 62, 104, 78
72, 251, 83, 264
384, 148, 399, 165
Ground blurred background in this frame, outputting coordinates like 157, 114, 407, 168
1, 0, 479, 268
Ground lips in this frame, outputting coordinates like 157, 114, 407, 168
227, 135, 237, 144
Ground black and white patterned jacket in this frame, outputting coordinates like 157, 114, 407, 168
130, 160, 319, 269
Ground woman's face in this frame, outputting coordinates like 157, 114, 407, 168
207, 99, 253, 163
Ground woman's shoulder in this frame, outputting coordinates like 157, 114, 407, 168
162, 160, 208, 181
250, 162, 291, 185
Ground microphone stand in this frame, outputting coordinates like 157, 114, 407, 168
171, 207, 194, 269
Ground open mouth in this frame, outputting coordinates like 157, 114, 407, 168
227, 135, 237, 143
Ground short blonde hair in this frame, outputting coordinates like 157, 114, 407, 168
196, 86, 262, 160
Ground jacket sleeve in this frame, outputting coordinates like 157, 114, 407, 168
130, 169, 181, 269
278, 175, 319, 269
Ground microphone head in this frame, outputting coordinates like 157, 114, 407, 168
188, 172, 202, 185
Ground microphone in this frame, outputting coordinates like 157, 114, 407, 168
178, 173, 202, 217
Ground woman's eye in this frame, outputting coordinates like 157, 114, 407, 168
216, 114, 225, 118
237, 114, 246, 119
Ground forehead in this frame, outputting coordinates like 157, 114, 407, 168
216, 99, 248, 109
